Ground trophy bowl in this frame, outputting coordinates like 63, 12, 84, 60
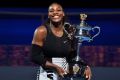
75, 14, 100, 42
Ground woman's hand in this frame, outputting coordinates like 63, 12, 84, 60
84, 66, 92, 80
45, 61, 68, 77
55, 66, 66, 77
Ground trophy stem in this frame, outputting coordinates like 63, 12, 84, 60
76, 42, 82, 61
80, 21, 85, 27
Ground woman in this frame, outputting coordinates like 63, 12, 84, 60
31, 2, 92, 80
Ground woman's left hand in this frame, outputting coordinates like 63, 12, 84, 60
84, 66, 92, 80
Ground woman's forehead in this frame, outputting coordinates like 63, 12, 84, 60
49, 3, 63, 10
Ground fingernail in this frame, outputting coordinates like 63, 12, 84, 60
64, 72, 67, 75
86, 76, 88, 78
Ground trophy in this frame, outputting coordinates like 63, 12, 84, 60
69, 14, 100, 79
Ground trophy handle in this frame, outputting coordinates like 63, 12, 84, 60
91, 26, 100, 40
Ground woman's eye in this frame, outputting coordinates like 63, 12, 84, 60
49, 9, 62, 13
49, 10, 54, 12
57, 9, 62, 11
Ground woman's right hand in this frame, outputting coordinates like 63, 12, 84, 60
55, 66, 66, 77
45, 61, 67, 77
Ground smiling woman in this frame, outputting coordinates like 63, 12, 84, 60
31, 2, 92, 80
1, 5, 120, 80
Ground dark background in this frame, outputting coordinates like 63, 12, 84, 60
0, 0, 120, 8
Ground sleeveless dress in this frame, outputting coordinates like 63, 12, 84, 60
37, 25, 72, 80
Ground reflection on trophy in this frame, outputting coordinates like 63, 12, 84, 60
69, 14, 100, 79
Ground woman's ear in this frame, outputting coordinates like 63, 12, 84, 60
63, 12, 65, 17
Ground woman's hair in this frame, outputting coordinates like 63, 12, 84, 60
48, 2, 63, 11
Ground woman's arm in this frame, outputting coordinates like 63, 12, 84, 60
31, 26, 47, 66
31, 26, 65, 77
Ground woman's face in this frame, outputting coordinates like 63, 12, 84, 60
48, 3, 65, 23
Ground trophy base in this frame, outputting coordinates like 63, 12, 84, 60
60, 75, 86, 80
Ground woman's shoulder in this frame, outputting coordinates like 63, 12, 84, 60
35, 25, 47, 34
33, 25, 47, 38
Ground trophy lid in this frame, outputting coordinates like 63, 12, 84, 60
80, 14, 87, 21
80, 14, 87, 27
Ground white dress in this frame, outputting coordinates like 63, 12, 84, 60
37, 57, 69, 80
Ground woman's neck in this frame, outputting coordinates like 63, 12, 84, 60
50, 22, 64, 37
50, 22, 64, 31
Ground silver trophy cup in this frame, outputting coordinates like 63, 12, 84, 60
75, 14, 100, 42
69, 14, 100, 80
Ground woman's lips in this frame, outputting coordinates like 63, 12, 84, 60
52, 15, 59, 19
